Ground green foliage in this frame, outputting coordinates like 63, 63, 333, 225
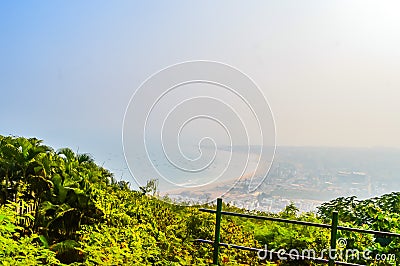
2, 134, 400, 265
0, 203, 60, 265
318, 194, 400, 265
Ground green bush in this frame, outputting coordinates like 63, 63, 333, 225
1, 135, 400, 265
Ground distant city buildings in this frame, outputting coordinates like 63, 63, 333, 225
167, 147, 398, 213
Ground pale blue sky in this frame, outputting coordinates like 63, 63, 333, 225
1, 1, 400, 180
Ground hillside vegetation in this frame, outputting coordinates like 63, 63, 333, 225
0, 135, 399, 265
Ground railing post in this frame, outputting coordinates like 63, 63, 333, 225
329, 211, 338, 266
213, 198, 223, 265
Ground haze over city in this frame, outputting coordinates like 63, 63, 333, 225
3, 3, 400, 264
1, 1, 400, 189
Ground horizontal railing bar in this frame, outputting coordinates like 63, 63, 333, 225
337, 225, 400, 238
199, 208, 400, 238
199, 208, 331, 229
194, 239, 365, 266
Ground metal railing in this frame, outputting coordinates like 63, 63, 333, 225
195, 198, 400, 265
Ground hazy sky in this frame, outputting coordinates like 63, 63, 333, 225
1, 1, 400, 177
